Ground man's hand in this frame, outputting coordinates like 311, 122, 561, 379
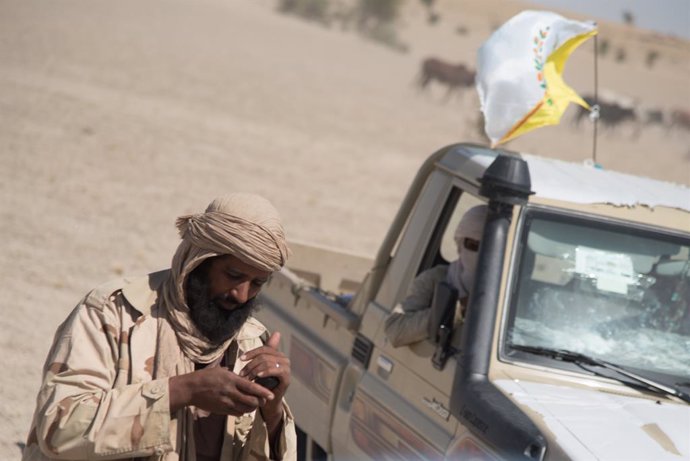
238, 332, 291, 397
169, 366, 275, 416
239, 332, 291, 433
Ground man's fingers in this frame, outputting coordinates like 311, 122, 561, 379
241, 347, 277, 361
239, 355, 290, 380
236, 377, 275, 401
266, 331, 281, 349
240, 331, 282, 361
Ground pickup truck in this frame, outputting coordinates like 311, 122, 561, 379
257, 143, 690, 460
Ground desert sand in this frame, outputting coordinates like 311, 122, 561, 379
1, 0, 688, 457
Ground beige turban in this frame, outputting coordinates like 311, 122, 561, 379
159, 193, 290, 364
177, 193, 290, 272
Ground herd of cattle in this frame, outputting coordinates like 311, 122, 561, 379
417, 57, 690, 134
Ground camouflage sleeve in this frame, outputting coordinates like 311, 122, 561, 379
29, 292, 173, 459
383, 266, 446, 347
233, 402, 297, 460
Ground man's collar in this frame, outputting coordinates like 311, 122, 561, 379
121, 269, 170, 315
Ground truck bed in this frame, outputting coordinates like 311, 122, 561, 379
281, 240, 373, 294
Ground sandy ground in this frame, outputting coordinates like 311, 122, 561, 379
1, 0, 688, 457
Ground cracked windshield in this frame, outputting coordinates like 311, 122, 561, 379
506, 210, 690, 380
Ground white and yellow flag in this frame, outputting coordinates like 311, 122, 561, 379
476, 10, 597, 146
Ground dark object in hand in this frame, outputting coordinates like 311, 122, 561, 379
254, 376, 280, 390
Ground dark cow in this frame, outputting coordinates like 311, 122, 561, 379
644, 108, 665, 127
418, 57, 475, 100
670, 109, 690, 132
573, 94, 638, 134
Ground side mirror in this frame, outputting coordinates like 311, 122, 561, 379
429, 281, 458, 369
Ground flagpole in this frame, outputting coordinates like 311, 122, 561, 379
592, 32, 599, 165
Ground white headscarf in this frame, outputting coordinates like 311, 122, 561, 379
447, 205, 488, 296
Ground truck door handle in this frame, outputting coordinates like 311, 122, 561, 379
377, 355, 394, 378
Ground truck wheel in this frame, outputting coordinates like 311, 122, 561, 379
296, 425, 328, 461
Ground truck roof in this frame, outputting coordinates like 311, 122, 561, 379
439, 144, 690, 213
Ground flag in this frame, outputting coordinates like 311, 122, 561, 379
476, 10, 597, 146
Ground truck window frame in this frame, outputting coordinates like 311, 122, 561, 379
418, 187, 461, 275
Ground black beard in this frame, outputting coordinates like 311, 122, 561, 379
185, 263, 258, 344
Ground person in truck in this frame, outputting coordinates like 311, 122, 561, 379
384, 205, 487, 347
23, 193, 297, 461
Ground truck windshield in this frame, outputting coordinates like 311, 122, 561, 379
505, 209, 690, 382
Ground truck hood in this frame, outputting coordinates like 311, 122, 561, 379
494, 379, 690, 460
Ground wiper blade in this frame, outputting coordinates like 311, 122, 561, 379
510, 344, 690, 404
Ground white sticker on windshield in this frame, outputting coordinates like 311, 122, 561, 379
575, 247, 635, 294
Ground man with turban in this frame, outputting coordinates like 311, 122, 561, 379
23, 193, 297, 461
385, 205, 487, 347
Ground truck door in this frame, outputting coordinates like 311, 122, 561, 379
336, 181, 484, 460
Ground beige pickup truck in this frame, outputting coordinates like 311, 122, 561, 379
257, 143, 690, 460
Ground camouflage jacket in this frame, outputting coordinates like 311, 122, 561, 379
22, 270, 297, 461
